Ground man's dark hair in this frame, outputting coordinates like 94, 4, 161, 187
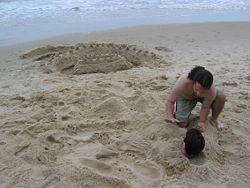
188, 66, 213, 89
184, 128, 205, 156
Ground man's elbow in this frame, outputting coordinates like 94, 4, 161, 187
202, 106, 210, 111
167, 99, 175, 105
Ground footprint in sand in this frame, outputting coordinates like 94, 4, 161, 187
238, 91, 249, 100
189, 152, 206, 166
92, 97, 129, 119
95, 148, 119, 159
222, 81, 238, 87
116, 137, 151, 159
77, 158, 113, 174
127, 162, 161, 179
20, 43, 164, 74
154, 46, 172, 52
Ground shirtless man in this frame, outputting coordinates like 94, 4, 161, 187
165, 66, 226, 132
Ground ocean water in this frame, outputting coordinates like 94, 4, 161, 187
1, 0, 250, 46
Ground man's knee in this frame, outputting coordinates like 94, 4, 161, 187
217, 91, 226, 104
178, 122, 188, 128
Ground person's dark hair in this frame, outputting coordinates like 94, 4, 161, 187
188, 66, 205, 80
188, 66, 213, 89
184, 128, 205, 156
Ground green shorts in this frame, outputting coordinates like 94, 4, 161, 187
174, 87, 223, 123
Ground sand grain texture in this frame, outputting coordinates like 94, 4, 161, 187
0, 22, 250, 188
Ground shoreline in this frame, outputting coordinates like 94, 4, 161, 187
1, 21, 250, 49
1, 6, 250, 46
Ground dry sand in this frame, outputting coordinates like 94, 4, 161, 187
0, 22, 250, 188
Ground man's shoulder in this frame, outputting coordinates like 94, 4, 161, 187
173, 74, 192, 94
208, 84, 216, 93
204, 85, 216, 100
177, 73, 192, 86
210, 85, 217, 95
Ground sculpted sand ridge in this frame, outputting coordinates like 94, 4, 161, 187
20, 43, 163, 74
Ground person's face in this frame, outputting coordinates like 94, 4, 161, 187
193, 82, 207, 97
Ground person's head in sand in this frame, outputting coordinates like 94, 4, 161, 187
181, 128, 205, 158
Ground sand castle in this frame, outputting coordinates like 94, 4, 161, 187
20, 43, 163, 74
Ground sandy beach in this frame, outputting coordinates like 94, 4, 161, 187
0, 22, 250, 188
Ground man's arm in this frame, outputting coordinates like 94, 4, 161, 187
199, 105, 210, 123
198, 106, 210, 132
165, 78, 185, 123
166, 99, 180, 123
198, 91, 216, 131
166, 99, 174, 119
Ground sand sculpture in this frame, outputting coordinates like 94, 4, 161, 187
21, 43, 163, 74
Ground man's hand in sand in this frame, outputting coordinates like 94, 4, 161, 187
165, 117, 180, 124
198, 121, 206, 132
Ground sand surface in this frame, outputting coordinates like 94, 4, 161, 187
0, 22, 250, 188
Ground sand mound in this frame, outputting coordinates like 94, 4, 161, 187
0, 82, 232, 187
20, 43, 164, 74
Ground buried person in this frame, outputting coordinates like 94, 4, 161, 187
181, 128, 205, 158
165, 66, 226, 132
